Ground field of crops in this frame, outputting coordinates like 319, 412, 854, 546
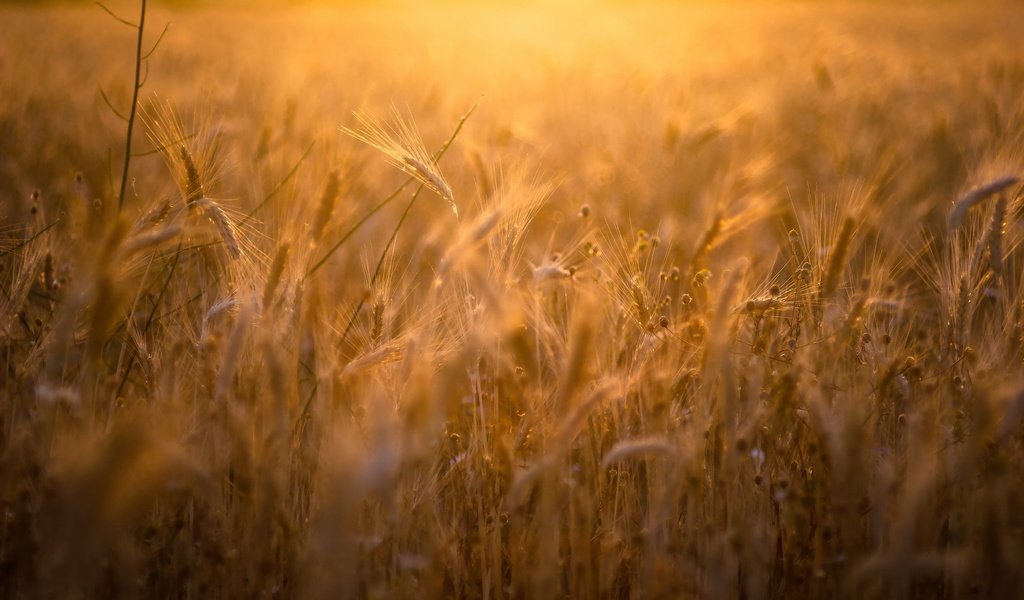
2, 2, 1024, 597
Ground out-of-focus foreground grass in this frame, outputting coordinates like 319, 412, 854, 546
1, 2, 1024, 598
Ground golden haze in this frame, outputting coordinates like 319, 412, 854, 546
1, 1, 1024, 598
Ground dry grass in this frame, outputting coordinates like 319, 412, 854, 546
1, 2, 1024, 598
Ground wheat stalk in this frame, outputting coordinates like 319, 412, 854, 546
190, 198, 241, 258
342, 106, 457, 217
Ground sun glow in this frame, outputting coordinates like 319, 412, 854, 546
2, 0, 1024, 597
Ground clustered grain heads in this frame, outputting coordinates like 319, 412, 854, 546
4, 4, 1024, 599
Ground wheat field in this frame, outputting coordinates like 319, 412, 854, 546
1, 1, 1024, 598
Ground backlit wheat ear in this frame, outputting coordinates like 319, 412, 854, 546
180, 146, 204, 206
141, 97, 224, 209
342, 107, 457, 217
339, 339, 404, 381
263, 242, 290, 309
601, 437, 675, 467
948, 175, 1019, 230
822, 215, 855, 299
192, 198, 241, 259
122, 224, 183, 256
130, 199, 171, 235
310, 169, 340, 242
437, 206, 502, 276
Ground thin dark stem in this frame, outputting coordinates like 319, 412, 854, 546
96, 2, 136, 27
114, 238, 182, 400
293, 101, 478, 432
133, 132, 196, 157
295, 188, 421, 431
0, 220, 59, 259
338, 185, 423, 350
117, 0, 146, 212
99, 87, 129, 121
242, 139, 316, 226
142, 21, 170, 60
304, 183, 409, 279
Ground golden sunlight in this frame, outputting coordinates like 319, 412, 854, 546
1, 0, 1023, 597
